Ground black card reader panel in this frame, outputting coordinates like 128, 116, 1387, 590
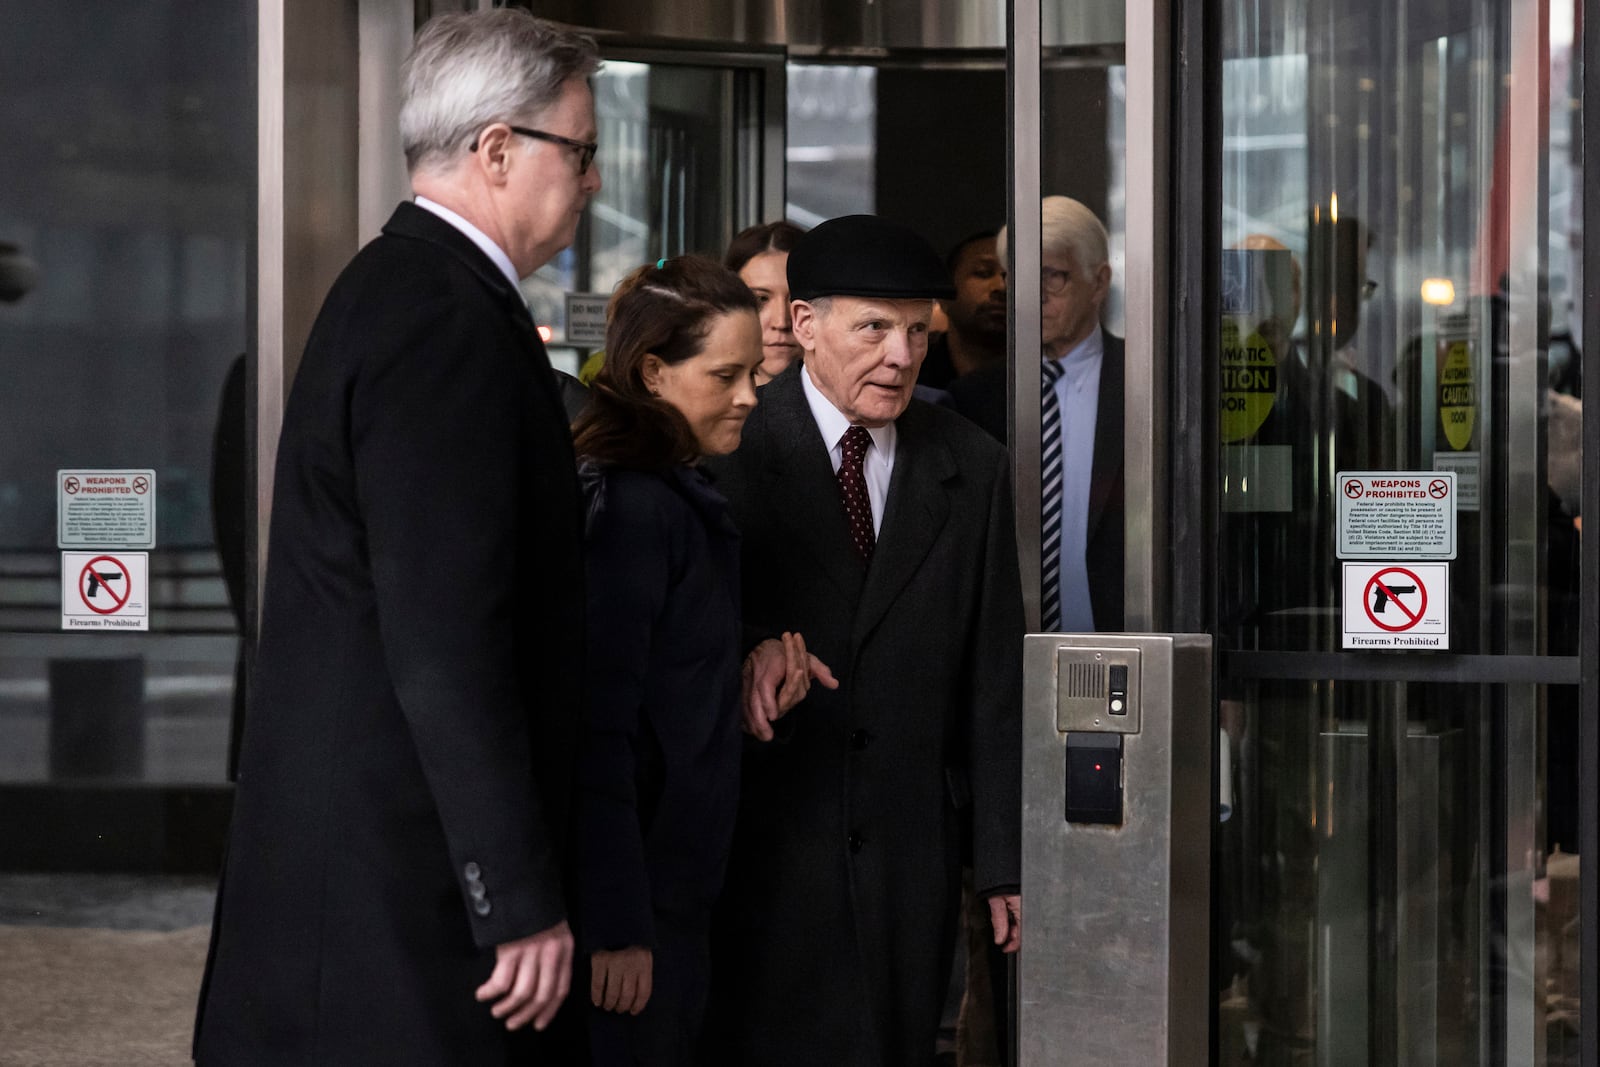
1065, 733, 1124, 825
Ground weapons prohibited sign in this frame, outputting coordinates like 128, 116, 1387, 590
61, 551, 149, 631
1342, 562, 1448, 649
57, 469, 156, 549
1336, 470, 1456, 559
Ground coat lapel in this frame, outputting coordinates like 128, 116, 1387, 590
851, 403, 954, 649
759, 370, 868, 602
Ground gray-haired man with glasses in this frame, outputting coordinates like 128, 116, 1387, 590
195, 11, 600, 1064
952, 195, 1125, 633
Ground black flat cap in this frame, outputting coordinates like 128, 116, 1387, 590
787, 215, 955, 302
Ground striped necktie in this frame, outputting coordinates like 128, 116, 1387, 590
1040, 358, 1066, 630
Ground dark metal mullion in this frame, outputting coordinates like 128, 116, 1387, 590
1368, 691, 1403, 1067
1223, 651, 1582, 685
1168, 0, 1222, 1062
1580, 0, 1599, 1060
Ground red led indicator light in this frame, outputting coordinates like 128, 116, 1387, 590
1094, 763, 1102, 771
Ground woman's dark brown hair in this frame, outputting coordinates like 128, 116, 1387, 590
723, 220, 807, 275
573, 256, 758, 470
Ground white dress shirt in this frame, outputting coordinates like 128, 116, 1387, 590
414, 196, 522, 291
800, 365, 897, 537
1048, 325, 1104, 631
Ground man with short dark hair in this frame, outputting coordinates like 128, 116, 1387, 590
705, 215, 1024, 1065
194, 10, 601, 1064
919, 230, 1008, 389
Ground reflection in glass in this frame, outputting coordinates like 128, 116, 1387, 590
0, 4, 253, 787
1216, 0, 1583, 1062
785, 64, 876, 227
529, 60, 760, 356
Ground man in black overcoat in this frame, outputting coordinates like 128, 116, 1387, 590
194, 11, 602, 1064
704, 215, 1025, 1065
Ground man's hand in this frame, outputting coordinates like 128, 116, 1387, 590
988, 893, 1021, 954
474, 919, 573, 1031
590, 946, 654, 1015
741, 632, 839, 741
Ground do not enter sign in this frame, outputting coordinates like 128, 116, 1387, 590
1342, 562, 1449, 649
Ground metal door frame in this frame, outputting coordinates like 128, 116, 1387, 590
1009, 0, 1599, 1061
1580, 5, 1599, 1060
1006, 0, 1169, 635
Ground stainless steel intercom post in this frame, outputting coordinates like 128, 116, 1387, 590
1020, 633, 1213, 1066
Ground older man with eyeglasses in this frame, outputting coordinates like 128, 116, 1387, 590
195, 11, 601, 1065
952, 195, 1125, 635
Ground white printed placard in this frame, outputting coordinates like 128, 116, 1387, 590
1336, 471, 1456, 559
58, 469, 156, 549
1432, 452, 1480, 512
563, 292, 610, 346
61, 551, 150, 631
1342, 562, 1449, 649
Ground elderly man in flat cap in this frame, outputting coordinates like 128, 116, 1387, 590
703, 215, 1024, 1065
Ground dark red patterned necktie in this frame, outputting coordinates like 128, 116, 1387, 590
837, 425, 875, 562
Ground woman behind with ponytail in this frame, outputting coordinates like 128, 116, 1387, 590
572, 256, 809, 1064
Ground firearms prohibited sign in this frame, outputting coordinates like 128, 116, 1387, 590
1342, 562, 1448, 649
61, 551, 149, 631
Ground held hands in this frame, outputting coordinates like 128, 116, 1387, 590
591, 946, 653, 1015
988, 893, 1022, 954
475, 919, 573, 1031
741, 632, 839, 741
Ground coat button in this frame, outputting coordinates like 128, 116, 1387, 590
473, 897, 492, 917
848, 832, 864, 853
464, 862, 482, 882
469, 882, 487, 901
850, 729, 871, 750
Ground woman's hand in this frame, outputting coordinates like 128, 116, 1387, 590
741, 632, 839, 740
590, 946, 653, 1015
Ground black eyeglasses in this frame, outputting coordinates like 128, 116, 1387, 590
468, 126, 598, 174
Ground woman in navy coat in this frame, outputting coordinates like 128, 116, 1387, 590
572, 256, 818, 1064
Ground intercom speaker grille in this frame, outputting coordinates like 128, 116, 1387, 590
1063, 661, 1107, 700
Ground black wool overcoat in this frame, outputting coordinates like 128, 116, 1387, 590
194, 202, 585, 1065
702, 366, 1024, 1066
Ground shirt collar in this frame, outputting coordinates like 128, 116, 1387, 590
413, 195, 522, 293
1048, 324, 1105, 372
800, 364, 897, 456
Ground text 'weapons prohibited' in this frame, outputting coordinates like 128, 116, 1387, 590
1336, 471, 1456, 559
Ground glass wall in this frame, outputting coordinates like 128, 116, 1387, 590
785, 63, 876, 227
533, 55, 770, 373
1214, 0, 1583, 1062
0, 3, 255, 796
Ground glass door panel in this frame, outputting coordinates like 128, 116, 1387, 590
1215, 0, 1583, 1063
0, 3, 254, 793
526, 49, 782, 373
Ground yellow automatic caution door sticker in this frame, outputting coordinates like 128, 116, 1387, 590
1438, 339, 1476, 450
1220, 318, 1277, 443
